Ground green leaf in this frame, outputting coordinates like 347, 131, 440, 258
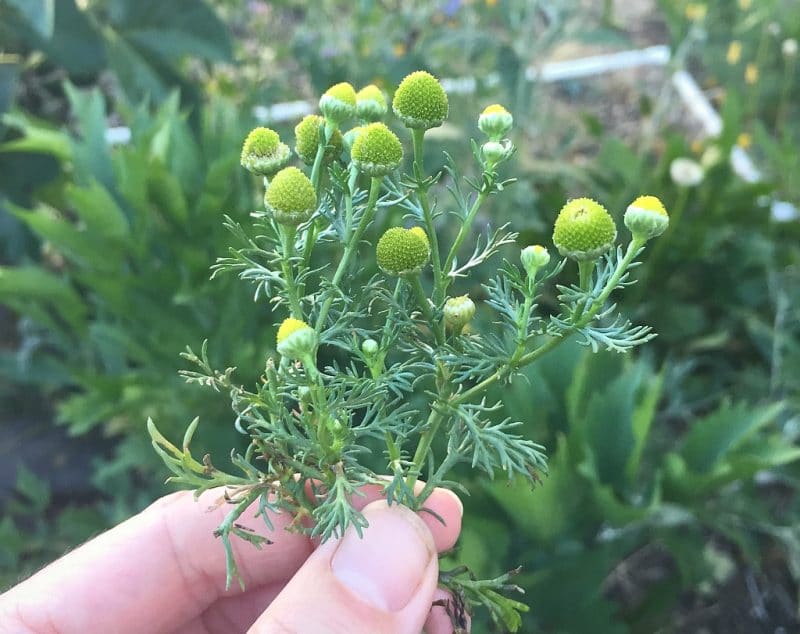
15, 464, 52, 511
0, 112, 72, 161
66, 180, 131, 241
2, 0, 54, 38
39, 0, 107, 78
679, 401, 784, 473
108, 0, 232, 62
8, 203, 113, 271
0, 57, 19, 117
626, 368, 664, 481
64, 83, 113, 187
0, 265, 87, 331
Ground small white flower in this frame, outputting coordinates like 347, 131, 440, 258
782, 38, 798, 58
669, 157, 705, 187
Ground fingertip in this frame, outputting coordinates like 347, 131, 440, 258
425, 588, 471, 634
419, 488, 463, 553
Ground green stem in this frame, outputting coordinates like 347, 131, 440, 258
315, 177, 382, 331
578, 260, 594, 291
442, 188, 490, 292
452, 239, 644, 407
408, 274, 437, 334
411, 128, 444, 302
280, 225, 303, 318
405, 406, 447, 494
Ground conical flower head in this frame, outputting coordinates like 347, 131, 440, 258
294, 114, 343, 165
478, 104, 513, 140
444, 295, 476, 333
351, 122, 403, 176
376, 226, 431, 276
624, 195, 669, 241
240, 127, 291, 176
356, 84, 388, 122
264, 166, 317, 226
552, 198, 616, 261
319, 82, 357, 124
276, 317, 317, 359
392, 71, 449, 130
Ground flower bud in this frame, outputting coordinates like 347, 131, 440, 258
319, 82, 357, 124
361, 338, 379, 356
552, 198, 616, 262
356, 84, 388, 122
624, 195, 669, 242
376, 226, 431, 276
276, 317, 318, 359
240, 127, 291, 176
481, 140, 508, 165
351, 122, 404, 176
478, 104, 513, 140
264, 166, 317, 226
444, 295, 476, 333
669, 157, 704, 187
392, 70, 449, 130
520, 245, 550, 277
294, 114, 343, 165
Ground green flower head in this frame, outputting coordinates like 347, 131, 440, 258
264, 166, 317, 226
376, 226, 431, 276
351, 122, 403, 176
294, 114, 343, 165
240, 127, 291, 176
444, 295, 476, 333
552, 198, 617, 261
319, 82, 357, 124
624, 195, 669, 242
356, 84, 388, 122
392, 71, 449, 130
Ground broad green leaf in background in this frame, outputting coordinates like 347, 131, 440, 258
0, 266, 87, 331
0, 56, 19, 120
0, 112, 72, 162
679, 401, 784, 474
1, 0, 54, 39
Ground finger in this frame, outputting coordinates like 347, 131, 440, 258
0, 488, 312, 634
176, 582, 285, 634
250, 500, 440, 634
315, 481, 464, 553
425, 588, 472, 634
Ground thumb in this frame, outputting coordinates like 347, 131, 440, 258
249, 500, 439, 634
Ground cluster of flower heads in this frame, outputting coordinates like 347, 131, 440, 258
238, 70, 670, 356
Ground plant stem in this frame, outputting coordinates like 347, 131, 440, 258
411, 128, 444, 302
442, 188, 490, 293
452, 239, 644, 407
408, 274, 437, 334
405, 405, 447, 494
315, 176, 382, 331
280, 225, 303, 318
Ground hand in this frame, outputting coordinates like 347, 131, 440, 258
0, 484, 464, 634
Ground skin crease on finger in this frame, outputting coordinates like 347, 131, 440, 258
0, 485, 464, 634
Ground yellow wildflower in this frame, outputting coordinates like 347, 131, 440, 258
745, 63, 759, 84
727, 41, 742, 65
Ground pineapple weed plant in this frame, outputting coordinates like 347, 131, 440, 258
148, 71, 670, 631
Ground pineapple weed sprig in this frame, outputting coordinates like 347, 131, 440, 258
148, 71, 670, 632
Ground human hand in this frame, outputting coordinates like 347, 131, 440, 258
0, 485, 464, 633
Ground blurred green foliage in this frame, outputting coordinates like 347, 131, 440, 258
1, 0, 799, 631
